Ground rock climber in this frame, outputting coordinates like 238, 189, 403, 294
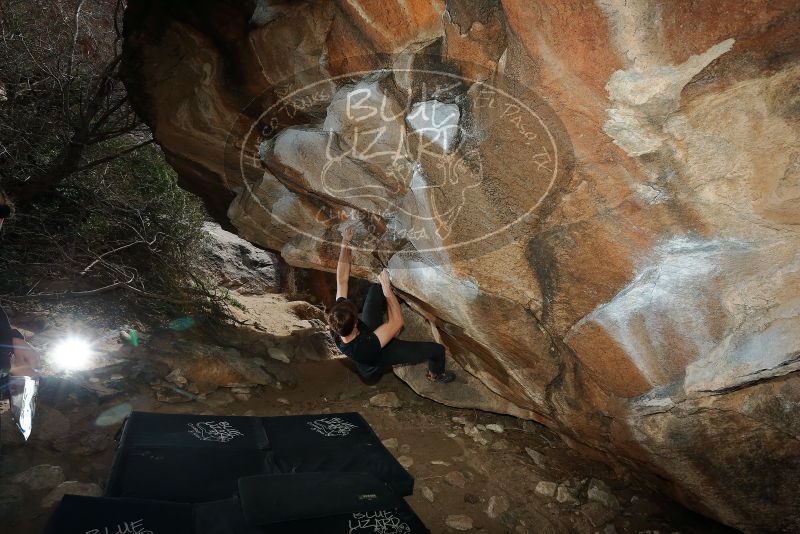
327, 224, 455, 383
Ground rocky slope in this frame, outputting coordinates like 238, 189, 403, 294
120, 1, 800, 531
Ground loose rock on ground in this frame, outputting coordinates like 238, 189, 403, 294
41, 481, 102, 508
13, 465, 65, 491
369, 392, 402, 409
445, 514, 474, 531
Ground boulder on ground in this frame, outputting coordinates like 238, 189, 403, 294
121, 2, 800, 530
535, 481, 557, 497
13, 465, 65, 490
200, 222, 279, 295
445, 470, 467, 488
587, 479, 620, 510
486, 495, 510, 519
445, 514, 474, 531
369, 392, 402, 409
42, 481, 102, 508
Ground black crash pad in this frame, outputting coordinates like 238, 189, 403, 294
106, 447, 272, 503
43, 494, 194, 534
261, 413, 414, 496
237, 472, 399, 524
195, 473, 429, 534
118, 411, 269, 450
107, 411, 413, 502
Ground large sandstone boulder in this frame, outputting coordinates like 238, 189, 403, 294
121, 1, 800, 531
201, 221, 279, 294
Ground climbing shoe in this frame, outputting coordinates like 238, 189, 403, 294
427, 370, 456, 383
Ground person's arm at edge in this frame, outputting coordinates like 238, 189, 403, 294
1, 306, 40, 377
0, 305, 14, 356
373, 270, 404, 348
11, 337, 40, 377
335, 225, 354, 300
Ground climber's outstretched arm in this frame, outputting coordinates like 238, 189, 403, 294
335, 225, 354, 300
373, 269, 404, 347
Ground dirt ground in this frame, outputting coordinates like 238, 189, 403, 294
0, 297, 735, 534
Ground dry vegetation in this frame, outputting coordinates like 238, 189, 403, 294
0, 0, 231, 321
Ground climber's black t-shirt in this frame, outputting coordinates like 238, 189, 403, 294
332, 298, 381, 369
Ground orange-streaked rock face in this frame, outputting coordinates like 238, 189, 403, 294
121, 1, 800, 531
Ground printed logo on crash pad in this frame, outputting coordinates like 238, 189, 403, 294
307, 417, 358, 437
348, 510, 410, 534
187, 420, 244, 442
84, 518, 151, 534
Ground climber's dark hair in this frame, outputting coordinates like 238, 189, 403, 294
327, 299, 358, 337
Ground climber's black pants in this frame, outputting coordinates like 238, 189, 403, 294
359, 284, 446, 378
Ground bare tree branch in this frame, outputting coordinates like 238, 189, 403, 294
1, 0, 145, 200
1, 275, 135, 301
73, 138, 154, 173
0, 282, 194, 306
66, 0, 87, 107
80, 239, 151, 276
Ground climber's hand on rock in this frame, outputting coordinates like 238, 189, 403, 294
378, 269, 391, 289
341, 224, 354, 245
